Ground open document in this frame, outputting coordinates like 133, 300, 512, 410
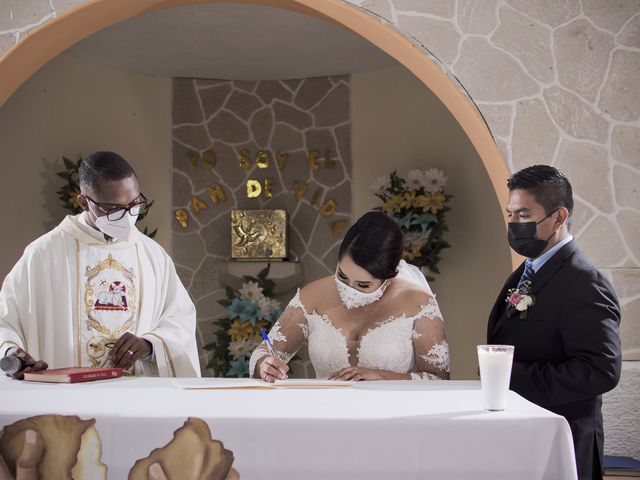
179, 378, 355, 390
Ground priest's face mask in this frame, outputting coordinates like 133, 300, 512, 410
506, 188, 566, 258
335, 255, 389, 309
78, 175, 147, 241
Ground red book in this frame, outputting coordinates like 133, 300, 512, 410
23, 367, 124, 383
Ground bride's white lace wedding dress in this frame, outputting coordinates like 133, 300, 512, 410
249, 261, 450, 380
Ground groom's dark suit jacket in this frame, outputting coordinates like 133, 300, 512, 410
487, 240, 621, 480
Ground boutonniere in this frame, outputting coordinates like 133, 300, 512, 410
505, 281, 535, 319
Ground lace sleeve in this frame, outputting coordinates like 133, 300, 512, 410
410, 296, 450, 380
249, 289, 309, 377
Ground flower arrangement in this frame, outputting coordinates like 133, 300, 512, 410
204, 265, 283, 377
56, 156, 157, 238
371, 169, 451, 278
505, 281, 535, 320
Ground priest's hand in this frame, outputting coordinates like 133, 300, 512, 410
109, 333, 152, 370
6, 348, 48, 380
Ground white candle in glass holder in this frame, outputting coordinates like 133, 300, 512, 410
477, 345, 514, 411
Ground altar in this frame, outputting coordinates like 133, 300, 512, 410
0, 377, 577, 479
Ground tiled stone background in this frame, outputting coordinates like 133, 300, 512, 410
171, 77, 351, 376
1, 0, 638, 456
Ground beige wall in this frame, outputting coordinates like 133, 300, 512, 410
352, 66, 512, 379
0, 53, 172, 278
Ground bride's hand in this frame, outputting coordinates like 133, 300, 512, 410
328, 366, 383, 381
258, 356, 289, 383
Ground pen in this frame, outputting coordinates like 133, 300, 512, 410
260, 328, 277, 358
260, 328, 288, 379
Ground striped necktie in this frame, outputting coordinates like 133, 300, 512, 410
516, 261, 535, 292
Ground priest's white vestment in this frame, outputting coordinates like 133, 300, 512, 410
0, 214, 200, 377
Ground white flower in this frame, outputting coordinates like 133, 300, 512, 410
257, 297, 270, 317
422, 168, 447, 193
228, 338, 259, 358
370, 176, 390, 195
258, 296, 281, 317
515, 295, 533, 311
269, 297, 282, 311
407, 169, 425, 191
238, 281, 264, 302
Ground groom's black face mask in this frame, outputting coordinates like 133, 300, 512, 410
508, 209, 558, 258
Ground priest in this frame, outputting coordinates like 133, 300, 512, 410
0, 151, 200, 378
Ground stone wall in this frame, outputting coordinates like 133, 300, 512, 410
171, 77, 351, 375
1, 0, 638, 457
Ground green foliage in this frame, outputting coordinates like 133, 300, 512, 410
373, 169, 452, 280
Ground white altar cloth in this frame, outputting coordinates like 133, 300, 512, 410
0, 377, 577, 479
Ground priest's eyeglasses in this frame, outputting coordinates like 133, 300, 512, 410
84, 193, 149, 221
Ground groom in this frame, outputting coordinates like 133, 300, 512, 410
487, 165, 621, 480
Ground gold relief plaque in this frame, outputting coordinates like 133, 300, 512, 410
231, 210, 287, 260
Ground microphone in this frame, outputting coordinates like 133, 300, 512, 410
0, 355, 24, 375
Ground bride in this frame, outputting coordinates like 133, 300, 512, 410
249, 211, 450, 382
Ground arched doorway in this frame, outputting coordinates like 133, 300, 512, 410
0, 0, 512, 257
0, 0, 514, 379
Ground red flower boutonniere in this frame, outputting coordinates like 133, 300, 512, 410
505, 281, 535, 320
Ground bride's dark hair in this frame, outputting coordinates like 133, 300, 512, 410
338, 211, 404, 280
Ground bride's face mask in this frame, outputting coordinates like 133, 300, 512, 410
335, 257, 388, 309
